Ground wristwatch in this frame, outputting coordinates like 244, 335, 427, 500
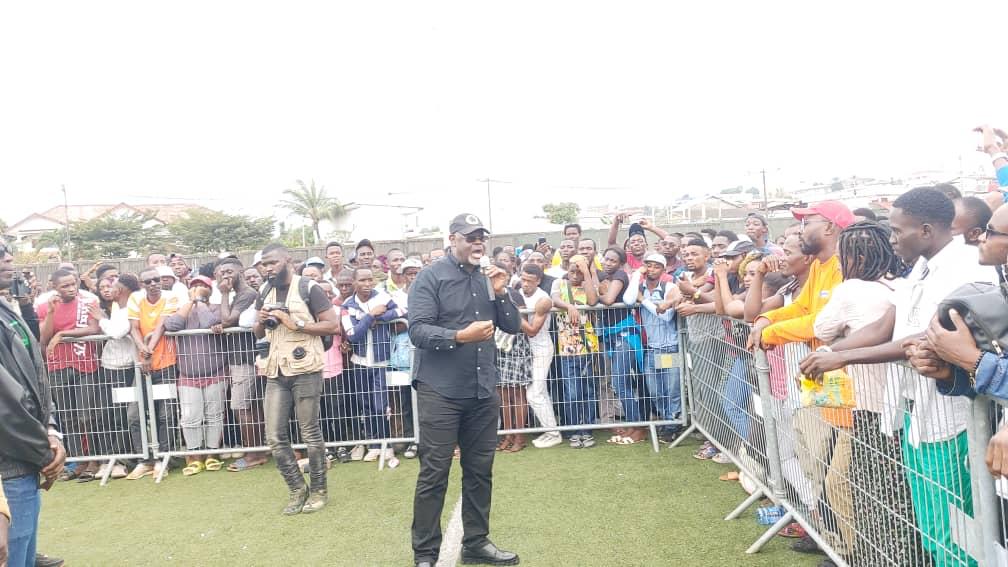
295, 319, 306, 331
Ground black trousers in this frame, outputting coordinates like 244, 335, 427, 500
411, 383, 499, 563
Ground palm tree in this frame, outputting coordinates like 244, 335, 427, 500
278, 179, 345, 244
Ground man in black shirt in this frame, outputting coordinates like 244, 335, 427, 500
408, 213, 521, 567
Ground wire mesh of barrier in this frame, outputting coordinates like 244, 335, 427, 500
676, 313, 1008, 566
46, 336, 149, 477
139, 321, 417, 477
676, 313, 770, 485
494, 303, 688, 452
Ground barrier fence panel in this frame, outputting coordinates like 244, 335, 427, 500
145, 321, 417, 479
677, 314, 1008, 566
48, 336, 149, 485
674, 314, 783, 531
495, 303, 688, 452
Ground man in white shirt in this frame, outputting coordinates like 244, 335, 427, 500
800, 187, 994, 566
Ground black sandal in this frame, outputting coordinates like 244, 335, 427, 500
76, 469, 96, 483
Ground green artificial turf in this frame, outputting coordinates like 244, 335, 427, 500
38, 439, 819, 566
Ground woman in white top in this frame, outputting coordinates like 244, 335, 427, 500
89, 274, 142, 479
812, 221, 925, 565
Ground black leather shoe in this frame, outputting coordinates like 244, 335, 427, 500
461, 541, 519, 565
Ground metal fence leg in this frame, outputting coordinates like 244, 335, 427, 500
648, 423, 660, 453
666, 423, 696, 449
725, 487, 765, 521
154, 454, 170, 484
98, 457, 116, 487
378, 440, 388, 471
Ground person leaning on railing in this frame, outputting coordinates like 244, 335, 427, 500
551, 254, 601, 449
907, 200, 1008, 482
164, 276, 227, 477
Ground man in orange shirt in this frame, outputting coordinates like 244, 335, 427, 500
745, 201, 854, 564
125, 267, 179, 480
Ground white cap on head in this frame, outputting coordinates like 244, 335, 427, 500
253, 250, 263, 266
155, 265, 175, 279
644, 252, 667, 267
398, 258, 423, 274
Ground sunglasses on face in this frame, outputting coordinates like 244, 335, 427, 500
800, 218, 831, 230
985, 224, 1008, 239
142, 278, 159, 285
465, 232, 488, 243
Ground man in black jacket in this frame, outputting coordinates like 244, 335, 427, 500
0, 245, 66, 567
408, 214, 522, 567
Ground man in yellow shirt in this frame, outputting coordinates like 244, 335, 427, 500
744, 200, 854, 562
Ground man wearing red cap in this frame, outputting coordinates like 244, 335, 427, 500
745, 200, 855, 561
746, 201, 854, 350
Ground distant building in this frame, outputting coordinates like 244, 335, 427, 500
6, 202, 213, 252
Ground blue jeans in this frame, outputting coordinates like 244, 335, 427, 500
3, 475, 40, 567
604, 334, 642, 424
351, 365, 390, 446
645, 346, 681, 421
559, 355, 597, 436
723, 356, 752, 442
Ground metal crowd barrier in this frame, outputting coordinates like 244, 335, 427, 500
47, 335, 149, 486
146, 322, 419, 480
496, 303, 689, 452
677, 313, 1008, 567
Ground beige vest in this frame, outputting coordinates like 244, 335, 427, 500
261, 275, 325, 378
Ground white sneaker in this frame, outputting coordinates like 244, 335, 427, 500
382, 448, 395, 461
350, 445, 366, 461
532, 432, 563, 449
363, 449, 382, 462
111, 464, 128, 479
96, 463, 111, 478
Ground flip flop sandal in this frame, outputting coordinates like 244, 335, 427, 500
203, 457, 223, 471
76, 470, 96, 483
607, 435, 625, 444
616, 436, 638, 445
182, 461, 205, 477
58, 469, 78, 482
228, 458, 264, 472
778, 522, 807, 539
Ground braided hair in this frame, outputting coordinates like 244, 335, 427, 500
838, 221, 904, 281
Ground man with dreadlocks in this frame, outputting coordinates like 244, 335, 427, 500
801, 187, 996, 567
810, 221, 928, 567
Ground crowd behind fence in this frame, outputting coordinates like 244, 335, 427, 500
675, 313, 1008, 567
43, 307, 1008, 565
45, 304, 688, 480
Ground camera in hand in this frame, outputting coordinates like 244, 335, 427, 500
262, 303, 289, 330
9, 274, 31, 299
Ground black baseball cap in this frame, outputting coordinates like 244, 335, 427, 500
449, 213, 490, 236
628, 223, 646, 238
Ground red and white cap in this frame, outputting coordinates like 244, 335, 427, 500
790, 200, 855, 229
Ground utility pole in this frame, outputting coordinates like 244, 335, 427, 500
61, 184, 72, 261
761, 169, 768, 213
476, 178, 511, 232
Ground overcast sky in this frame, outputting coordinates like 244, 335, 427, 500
3, 2, 1007, 233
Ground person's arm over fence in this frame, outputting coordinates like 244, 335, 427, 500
622, 271, 642, 306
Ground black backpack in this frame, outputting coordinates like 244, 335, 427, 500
256, 276, 335, 351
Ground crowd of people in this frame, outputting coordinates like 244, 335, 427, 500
5, 127, 1008, 566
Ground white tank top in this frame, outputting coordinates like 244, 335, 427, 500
520, 287, 553, 353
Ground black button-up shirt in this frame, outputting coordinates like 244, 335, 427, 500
408, 252, 521, 399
